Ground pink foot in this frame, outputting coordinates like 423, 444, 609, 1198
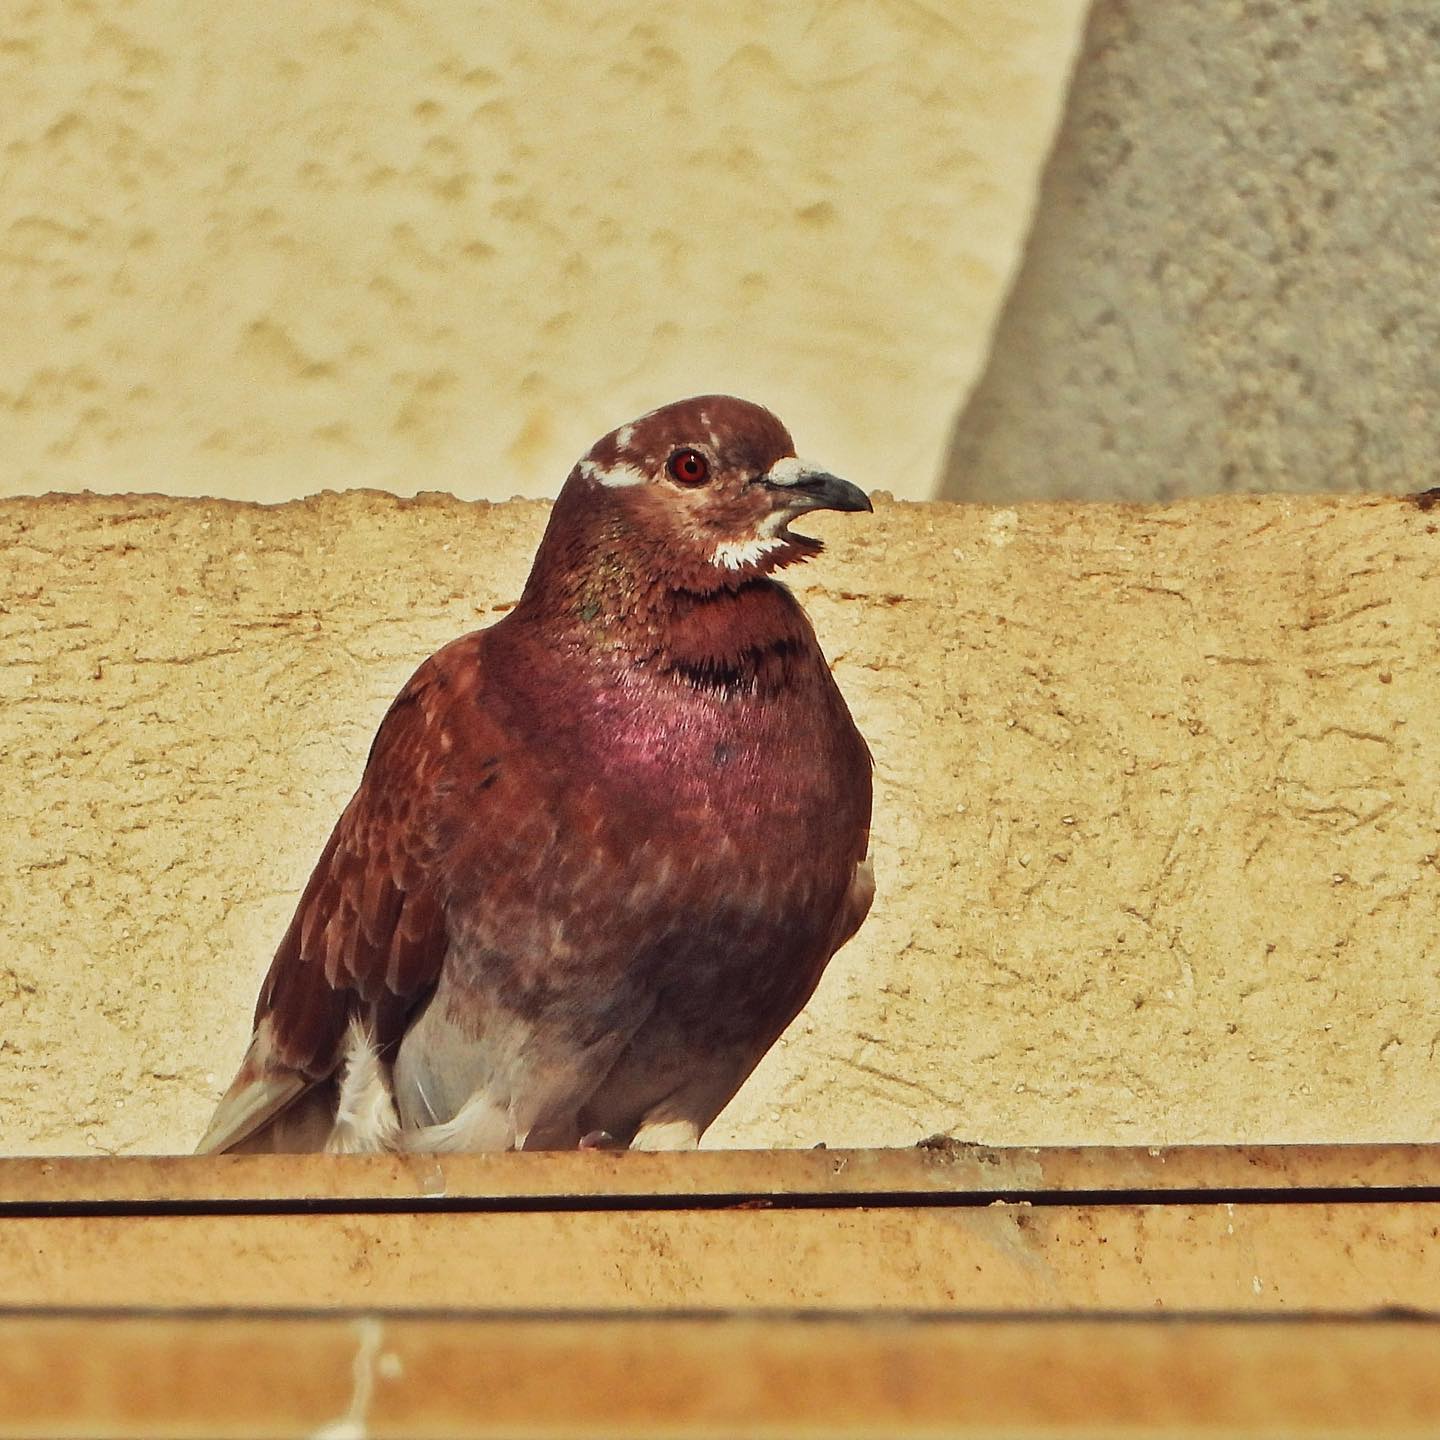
578, 1130, 622, 1151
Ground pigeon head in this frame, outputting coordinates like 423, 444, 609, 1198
556, 395, 871, 591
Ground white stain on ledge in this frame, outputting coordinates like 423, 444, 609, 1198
986, 509, 1020, 547
312, 1317, 402, 1440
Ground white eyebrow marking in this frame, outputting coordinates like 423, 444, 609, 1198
711, 536, 786, 570
579, 458, 647, 488
615, 424, 635, 449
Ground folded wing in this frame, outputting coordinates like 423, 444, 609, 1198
197, 648, 480, 1153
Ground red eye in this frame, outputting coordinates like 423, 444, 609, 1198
667, 448, 710, 486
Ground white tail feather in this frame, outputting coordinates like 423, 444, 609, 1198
326, 1018, 402, 1154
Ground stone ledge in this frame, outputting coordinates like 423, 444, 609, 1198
2, 491, 1437, 1154
2, 1147, 1438, 1314
4, 1142, 1438, 1207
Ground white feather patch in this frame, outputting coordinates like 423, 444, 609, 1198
579, 458, 647, 488
631, 1118, 701, 1151
407, 1092, 517, 1153
327, 1018, 402, 1154
711, 535, 787, 570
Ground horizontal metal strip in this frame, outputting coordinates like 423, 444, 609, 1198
3, 1304, 1438, 1325
4, 1143, 1437, 1209
4, 1182, 1440, 1219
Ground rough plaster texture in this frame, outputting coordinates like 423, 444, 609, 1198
3, 491, 1437, 1157
943, 1, 1440, 503
0, 1, 1088, 504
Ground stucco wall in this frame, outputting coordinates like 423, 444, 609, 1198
3, 491, 1437, 1156
943, 1, 1440, 502
1, 2, 1089, 504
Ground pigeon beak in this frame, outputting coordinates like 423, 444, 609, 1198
760, 457, 873, 515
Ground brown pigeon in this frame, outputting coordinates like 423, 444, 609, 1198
198, 395, 874, 1154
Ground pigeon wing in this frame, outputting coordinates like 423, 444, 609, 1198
197, 644, 484, 1153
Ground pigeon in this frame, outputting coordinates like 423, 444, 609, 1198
198, 395, 874, 1154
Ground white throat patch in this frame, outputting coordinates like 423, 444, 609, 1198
711, 535, 787, 571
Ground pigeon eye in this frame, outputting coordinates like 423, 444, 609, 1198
667, 449, 710, 487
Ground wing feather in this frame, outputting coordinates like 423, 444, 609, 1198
199, 638, 496, 1152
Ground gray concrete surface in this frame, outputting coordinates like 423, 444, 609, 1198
944, 2, 1440, 502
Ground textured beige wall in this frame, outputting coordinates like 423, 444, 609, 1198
4, 491, 1437, 1156
0, 1, 1089, 504
943, 1, 1440, 502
